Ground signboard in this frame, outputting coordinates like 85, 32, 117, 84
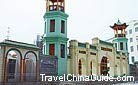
40, 57, 58, 76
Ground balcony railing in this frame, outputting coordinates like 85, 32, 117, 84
49, 5, 64, 12
115, 34, 126, 38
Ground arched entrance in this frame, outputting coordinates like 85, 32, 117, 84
100, 57, 110, 75
6, 49, 22, 82
24, 51, 37, 81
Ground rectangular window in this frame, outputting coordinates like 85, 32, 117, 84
115, 43, 117, 49
61, 44, 65, 58
130, 38, 133, 42
129, 29, 132, 34
134, 22, 138, 26
49, 44, 55, 56
61, 20, 65, 33
50, 19, 55, 32
135, 27, 138, 32
79, 50, 86, 54
136, 36, 138, 42
120, 42, 123, 50
130, 46, 134, 52
132, 56, 135, 63
137, 45, 138, 51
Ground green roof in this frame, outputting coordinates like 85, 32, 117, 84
0, 39, 39, 50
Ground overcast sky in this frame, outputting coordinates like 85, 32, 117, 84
0, 0, 138, 44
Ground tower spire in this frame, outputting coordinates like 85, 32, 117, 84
6, 27, 10, 40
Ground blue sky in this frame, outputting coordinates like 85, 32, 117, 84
0, 0, 138, 44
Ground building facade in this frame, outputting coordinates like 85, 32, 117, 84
126, 20, 138, 64
68, 20, 129, 76
42, 0, 129, 77
0, 40, 39, 83
68, 37, 129, 76
43, 0, 69, 75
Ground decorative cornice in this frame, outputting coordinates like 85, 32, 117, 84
44, 11, 69, 19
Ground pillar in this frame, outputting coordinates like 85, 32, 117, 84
36, 60, 38, 81
20, 59, 25, 82
3, 57, 7, 83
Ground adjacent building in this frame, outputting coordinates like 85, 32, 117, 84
0, 40, 39, 83
126, 20, 138, 64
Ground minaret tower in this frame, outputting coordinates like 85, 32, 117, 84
43, 0, 69, 75
110, 20, 128, 53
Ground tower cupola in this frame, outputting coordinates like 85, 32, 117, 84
111, 20, 128, 53
110, 19, 128, 38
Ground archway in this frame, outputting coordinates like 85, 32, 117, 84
24, 51, 37, 81
100, 57, 110, 75
6, 49, 22, 82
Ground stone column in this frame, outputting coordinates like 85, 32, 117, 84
98, 62, 101, 76
86, 42, 89, 75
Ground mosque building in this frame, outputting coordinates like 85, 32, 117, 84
0, 0, 130, 84
43, 0, 129, 77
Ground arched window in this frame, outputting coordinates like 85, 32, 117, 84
78, 59, 82, 75
24, 52, 37, 81
101, 57, 108, 75
90, 61, 92, 75
6, 49, 22, 82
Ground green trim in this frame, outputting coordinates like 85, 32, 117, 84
44, 11, 69, 19
41, 55, 58, 59
116, 51, 120, 54
45, 37, 68, 42
99, 40, 113, 47
90, 45, 97, 50
78, 43, 86, 48
0, 40, 39, 50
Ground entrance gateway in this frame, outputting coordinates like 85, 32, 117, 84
0, 40, 39, 83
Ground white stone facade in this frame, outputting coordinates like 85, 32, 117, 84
126, 20, 138, 64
